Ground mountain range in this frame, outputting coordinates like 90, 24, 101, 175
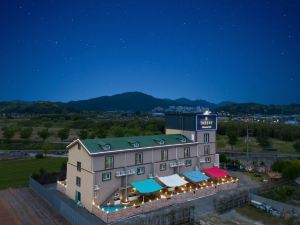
0, 92, 299, 115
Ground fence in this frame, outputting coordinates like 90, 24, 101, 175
29, 177, 98, 225
250, 193, 300, 216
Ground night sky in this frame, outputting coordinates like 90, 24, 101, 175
0, 0, 299, 104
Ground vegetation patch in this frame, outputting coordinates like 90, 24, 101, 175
0, 158, 66, 189
237, 205, 298, 225
261, 186, 299, 202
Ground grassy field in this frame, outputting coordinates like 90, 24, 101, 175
217, 135, 297, 153
237, 205, 298, 225
0, 158, 66, 189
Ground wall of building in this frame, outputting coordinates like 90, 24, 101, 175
91, 143, 216, 205
66, 143, 94, 211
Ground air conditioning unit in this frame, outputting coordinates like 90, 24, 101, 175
169, 162, 176, 168
116, 171, 121, 176
178, 161, 185, 166
199, 159, 206, 163
127, 169, 135, 175
94, 185, 100, 191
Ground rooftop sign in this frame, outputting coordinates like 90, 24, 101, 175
196, 114, 217, 130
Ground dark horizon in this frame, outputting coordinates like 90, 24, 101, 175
1, 1, 300, 104
1, 91, 300, 106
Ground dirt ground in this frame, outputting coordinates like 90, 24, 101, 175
0, 188, 69, 225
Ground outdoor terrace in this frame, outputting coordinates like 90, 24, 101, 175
92, 175, 238, 223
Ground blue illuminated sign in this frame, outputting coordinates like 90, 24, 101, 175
196, 114, 217, 130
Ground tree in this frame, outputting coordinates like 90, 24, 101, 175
42, 143, 51, 156
20, 127, 33, 139
57, 128, 69, 141
78, 129, 88, 139
219, 153, 227, 163
271, 159, 300, 180
2, 127, 15, 140
293, 141, 300, 152
227, 131, 238, 150
38, 128, 50, 141
256, 125, 270, 148
282, 160, 300, 180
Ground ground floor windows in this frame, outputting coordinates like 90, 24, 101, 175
160, 163, 167, 171
137, 167, 145, 175
185, 159, 192, 167
205, 157, 211, 163
76, 176, 81, 187
75, 190, 81, 202
102, 172, 111, 181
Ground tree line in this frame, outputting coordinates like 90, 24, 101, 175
218, 121, 300, 150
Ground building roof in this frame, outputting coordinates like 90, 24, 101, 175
77, 134, 193, 154
203, 167, 229, 178
131, 179, 163, 194
157, 174, 188, 187
182, 170, 209, 183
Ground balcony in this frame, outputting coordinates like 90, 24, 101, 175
115, 169, 136, 177
169, 161, 185, 168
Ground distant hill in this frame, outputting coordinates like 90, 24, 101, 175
0, 92, 299, 115
175, 98, 216, 108
66, 92, 182, 112
0, 101, 77, 114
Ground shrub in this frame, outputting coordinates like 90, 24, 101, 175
35, 153, 44, 159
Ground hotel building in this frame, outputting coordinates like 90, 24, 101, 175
64, 112, 219, 212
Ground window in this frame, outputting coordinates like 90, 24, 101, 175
180, 137, 187, 143
159, 139, 165, 145
204, 145, 210, 155
105, 156, 114, 169
101, 144, 111, 151
135, 152, 143, 165
160, 163, 166, 171
161, 149, 168, 161
77, 143, 81, 150
205, 157, 211, 163
204, 133, 210, 143
184, 147, 190, 158
77, 161, 81, 172
76, 176, 81, 187
185, 159, 192, 167
133, 142, 140, 148
102, 172, 111, 181
137, 167, 145, 175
